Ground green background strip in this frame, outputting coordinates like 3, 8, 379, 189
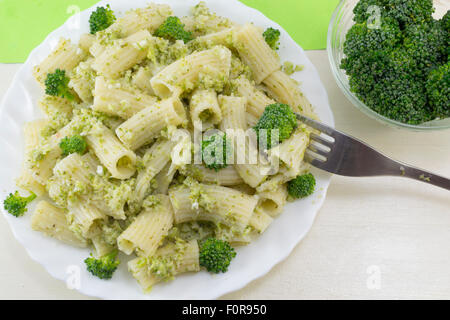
0, 0, 339, 63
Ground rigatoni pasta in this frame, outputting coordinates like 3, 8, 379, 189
168, 180, 258, 230
67, 200, 105, 238
128, 239, 199, 292
234, 137, 270, 188
150, 45, 232, 98
249, 206, 274, 233
33, 38, 87, 85
78, 34, 95, 53
153, 162, 176, 195
181, 2, 235, 36
116, 97, 187, 150
16, 120, 48, 196
133, 139, 175, 206
69, 58, 96, 103
234, 23, 281, 83
117, 195, 174, 256
49, 152, 130, 220
256, 184, 288, 218
269, 128, 309, 177
87, 120, 137, 179
192, 28, 236, 49
232, 76, 276, 126
93, 76, 158, 119
184, 164, 244, 186
263, 70, 316, 118
106, 3, 172, 38
28, 122, 73, 184
92, 30, 153, 79
190, 89, 222, 130
31, 200, 88, 248
132, 66, 156, 95
218, 95, 247, 131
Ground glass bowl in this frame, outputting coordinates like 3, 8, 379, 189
327, 0, 450, 131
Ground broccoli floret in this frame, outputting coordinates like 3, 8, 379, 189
84, 250, 120, 279
385, 0, 434, 27
253, 103, 297, 149
344, 49, 432, 124
441, 11, 450, 58
426, 62, 450, 119
342, 16, 401, 61
154, 16, 193, 43
44, 69, 73, 100
202, 132, 231, 171
263, 27, 281, 50
442, 10, 450, 33
3, 191, 36, 217
287, 173, 316, 199
353, 0, 434, 27
199, 238, 236, 273
59, 135, 87, 156
403, 21, 447, 74
89, 5, 116, 34
353, 0, 385, 24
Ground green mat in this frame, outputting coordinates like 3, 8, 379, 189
0, 0, 339, 63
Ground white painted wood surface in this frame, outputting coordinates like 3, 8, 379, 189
0, 51, 449, 299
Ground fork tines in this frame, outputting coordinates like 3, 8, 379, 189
295, 113, 335, 167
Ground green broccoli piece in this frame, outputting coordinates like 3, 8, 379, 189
345, 48, 433, 124
59, 135, 87, 156
44, 69, 73, 100
199, 238, 236, 273
342, 16, 401, 62
426, 62, 450, 119
353, 0, 434, 27
441, 10, 450, 33
403, 20, 447, 74
287, 173, 316, 199
441, 11, 450, 58
202, 132, 231, 171
385, 0, 434, 27
89, 5, 116, 34
3, 191, 36, 217
154, 16, 193, 43
352, 0, 385, 24
84, 250, 120, 280
263, 27, 281, 50
253, 103, 297, 149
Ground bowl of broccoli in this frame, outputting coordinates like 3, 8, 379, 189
327, 0, 449, 130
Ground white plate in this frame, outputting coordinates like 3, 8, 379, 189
0, 0, 334, 299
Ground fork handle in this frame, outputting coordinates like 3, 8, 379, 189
393, 162, 450, 191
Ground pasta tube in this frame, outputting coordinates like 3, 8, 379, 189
87, 121, 137, 179
117, 195, 174, 256
92, 76, 158, 119
190, 89, 222, 131
234, 24, 281, 83
92, 30, 152, 79
168, 181, 257, 230
31, 200, 88, 247
116, 97, 187, 150
150, 46, 232, 98
263, 70, 316, 118
128, 240, 199, 291
33, 38, 87, 85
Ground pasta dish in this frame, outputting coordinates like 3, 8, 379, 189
5, 2, 319, 292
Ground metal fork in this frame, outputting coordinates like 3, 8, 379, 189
296, 113, 450, 191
